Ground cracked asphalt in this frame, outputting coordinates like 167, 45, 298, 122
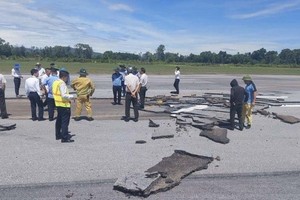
0, 74, 300, 199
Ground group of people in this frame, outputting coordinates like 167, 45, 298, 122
112, 65, 148, 122
0, 62, 257, 142
229, 75, 257, 131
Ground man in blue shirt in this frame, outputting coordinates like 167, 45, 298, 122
242, 75, 257, 129
42, 66, 59, 121
112, 68, 123, 105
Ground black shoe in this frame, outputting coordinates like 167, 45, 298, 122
245, 124, 251, 129
49, 117, 56, 121
112, 102, 117, 105
133, 118, 138, 122
121, 116, 130, 122
32, 117, 38, 121
73, 117, 80, 121
38, 118, 46, 121
61, 139, 74, 143
229, 127, 234, 130
87, 117, 94, 121
1, 115, 8, 119
117, 102, 123, 105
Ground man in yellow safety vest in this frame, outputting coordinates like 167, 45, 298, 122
52, 69, 75, 143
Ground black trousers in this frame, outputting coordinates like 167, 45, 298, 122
121, 81, 126, 96
28, 92, 44, 120
173, 79, 180, 94
125, 92, 139, 119
139, 86, 147, 108
0, 89, 7, 117
47, 98, 56, 120
230, 104, 243, 129
14, 77, 21, 96
55, 107, 71, 140
113, 85, 122, 104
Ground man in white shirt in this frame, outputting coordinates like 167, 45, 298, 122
0, 74, 8, 119
122, 67, 140, 122
172, 66, 180, 94
139, 67, 148, 109
25, 68, 44, 121
11, 63, 23, 97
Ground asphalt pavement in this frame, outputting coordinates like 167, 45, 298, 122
0, 74, 300, 199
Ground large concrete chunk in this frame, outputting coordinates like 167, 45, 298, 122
200, 128, 230, 144
114, 150, 213, 197
272, 112, 300, 124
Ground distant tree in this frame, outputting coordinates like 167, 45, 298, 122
265, 51, 278, 64
251, 48, 266, 63
0, 38, 12, 57
279, 48, 294, 64
141, 51, 153, 62
155, 44, 165, 61
165, 52, 179, 63
11, 45, 26, 57
217, 51, 230, 64
75, 43, 93, 59
293, 49, 300, 65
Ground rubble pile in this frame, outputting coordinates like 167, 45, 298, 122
115, 92, 300, 197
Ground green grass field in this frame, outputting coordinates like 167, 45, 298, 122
1, 60, 299, 75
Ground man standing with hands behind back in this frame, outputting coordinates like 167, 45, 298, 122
122, 67, 140, 122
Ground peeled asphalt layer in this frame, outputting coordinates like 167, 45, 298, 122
0, 74, 300, 186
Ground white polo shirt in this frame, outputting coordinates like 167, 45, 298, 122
0, 74, 6, 89
125, 73, 139, 92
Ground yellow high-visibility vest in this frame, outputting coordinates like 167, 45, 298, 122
53, 79, 71, 108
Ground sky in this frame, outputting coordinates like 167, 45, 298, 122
0, 0, 299, 55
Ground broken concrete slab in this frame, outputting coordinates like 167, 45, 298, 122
272, 112, 300, 124
171, 105, 208, 114
149, 119, 160, 127
151, 130, 174, 140
144, 150, 213, 197
257, 109, 270, 116
200, 128, 230, 144
114, 150, 213, 197
113, 172, 161, 196
0, 123, 16, 131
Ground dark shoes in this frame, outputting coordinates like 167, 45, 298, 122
61, 139, 74, 143
1, 115, 8, 119
87, 117, 94, 121
74, 117, 80, 121
133, 118, 138, 122
38, 118, 46, 121
121, 116, 130, 122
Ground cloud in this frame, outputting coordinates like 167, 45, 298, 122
233, 1, 300, 19
109, 3, 134, 12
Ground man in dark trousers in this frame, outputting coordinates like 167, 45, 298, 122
0, 74, 8, 119
229, 79, 247, 131
24, 68, 44, 121
111, 68, 123, 105
122, 67, 140, 122
53, 69, 75, 143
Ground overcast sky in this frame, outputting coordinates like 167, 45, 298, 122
0, 0, 299, 55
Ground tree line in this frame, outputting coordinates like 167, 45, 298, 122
0, 38, 299, 65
